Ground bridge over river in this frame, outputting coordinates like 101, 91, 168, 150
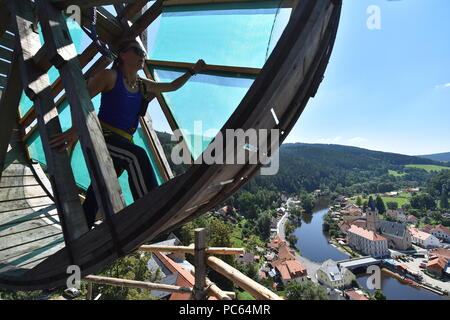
337, 256, 381, 270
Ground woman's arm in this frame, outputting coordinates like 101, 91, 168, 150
142, 59, 206, 94
49, 69, 116, 152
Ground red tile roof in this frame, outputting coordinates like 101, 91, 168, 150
278, 243, 296, 261
348, 225, 387, 241
154, 252, 217, 301
429, 248, 450, 260
427, 255, 448, 272
268, 236, 285, 249
345, 289, 369, 301
432, 224, 450, 236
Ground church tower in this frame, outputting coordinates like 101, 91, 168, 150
366, 196, 380, 232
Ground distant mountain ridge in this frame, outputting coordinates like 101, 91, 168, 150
418, 152, 450, 162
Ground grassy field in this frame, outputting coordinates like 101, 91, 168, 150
388, 170, 407, 177
405, 164, 450, 172
350, 193, 412, 207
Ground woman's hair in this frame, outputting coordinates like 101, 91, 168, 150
112, 39, 141, 70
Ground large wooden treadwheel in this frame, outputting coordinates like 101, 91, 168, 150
0, 0, 342, 290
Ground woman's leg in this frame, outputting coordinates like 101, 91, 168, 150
104, 135, 158, 201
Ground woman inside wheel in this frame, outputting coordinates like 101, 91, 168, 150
50, 39, 206, 229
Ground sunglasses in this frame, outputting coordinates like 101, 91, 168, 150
123, 46, 146, 57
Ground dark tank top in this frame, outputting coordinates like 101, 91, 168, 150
98, 68, 142, 135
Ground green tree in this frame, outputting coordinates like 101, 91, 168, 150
411, 193, 436, 211
285, 281, 329, 300
375, 196, 386, 214
93, 252, 161, 300
386, 201, 398, 210
255, 212, 272, 241
440, 185, 449, 209
372, 289, 387, 300
355, 196, 362, 207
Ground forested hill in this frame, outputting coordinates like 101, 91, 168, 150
154, 130, 446, 196
280, 143, 439, 168
418, 152, 450, 162
246, 143, 448, 195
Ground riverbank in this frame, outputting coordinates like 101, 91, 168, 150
277, 211, 322, 283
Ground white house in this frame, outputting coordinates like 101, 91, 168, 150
316, 259, 355, 289
408, 227, 440, 248
431, 225, 450, 243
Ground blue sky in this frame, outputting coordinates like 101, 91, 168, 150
98, 1, 449, 156
284, 0, 450, 156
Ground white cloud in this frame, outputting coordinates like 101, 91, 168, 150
436, 83, 450, 89
348, 137, 368, 144
317, 136, 342, 144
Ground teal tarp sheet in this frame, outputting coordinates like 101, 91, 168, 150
149, 1, 290, 159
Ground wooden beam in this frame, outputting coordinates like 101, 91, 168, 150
189, 268, 233, 300
20, 0, 162, 138
19, 42, 99, 129
0, 46, 13, 62
138, 244, 245, 255
0, 60, 10, 76
139, 114, 174, 182
0, 30, 15, 50
84, 274, 193, 294
148, 59, 260, 77
0, 75, 6, 88
8, 0, 88, 258
0, 0, 11, 37
194, 228, 207, 300
123, 0, 162, 40
0, 53, 23, 180
120, 0, 148, 22
207, 256, 282, 300
163, 0, 295, 7
37, 0, 125, 243
50, 0, 140, 10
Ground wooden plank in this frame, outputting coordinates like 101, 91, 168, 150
0, 60, 10, 75
120, 0, 148, 21
0, 75, 6, 88
37, 0, 125, 247
9, 0, 88, 261
0, 31, 15, 50
50, 0, 140, 10
0, 53, 22, 181
0, 45, 13, 61
142, 64, 194, 164
125, 0, 163, 40
148, 59, 260, 77
163, 0, 294, 7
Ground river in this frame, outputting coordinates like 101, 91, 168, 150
293, 207, 449, 300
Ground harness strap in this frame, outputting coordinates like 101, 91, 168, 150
100, 121, 134, 142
